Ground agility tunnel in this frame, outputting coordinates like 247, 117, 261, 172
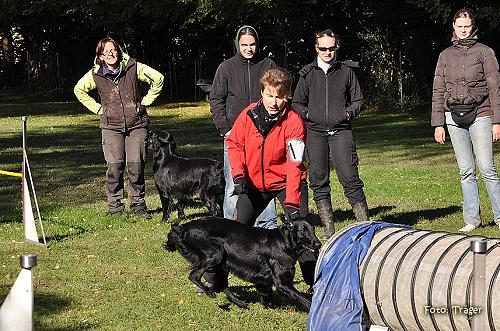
308, 221, 500, 331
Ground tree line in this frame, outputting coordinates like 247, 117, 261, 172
0, 0, 498, 109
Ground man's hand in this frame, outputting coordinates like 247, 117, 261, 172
434, 126, 446, 144
284, 205, 301, 221
232, 177, 248, 195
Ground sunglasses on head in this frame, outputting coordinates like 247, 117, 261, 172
317, 46, 337, 52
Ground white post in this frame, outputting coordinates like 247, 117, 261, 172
0, 255, 38, 331
471, 239, 487, 331
21, 116, 46, 246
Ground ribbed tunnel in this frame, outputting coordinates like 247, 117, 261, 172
315, 223, 500, 330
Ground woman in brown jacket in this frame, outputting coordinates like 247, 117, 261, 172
431, 9, 500, 232
75, 37, 164, 218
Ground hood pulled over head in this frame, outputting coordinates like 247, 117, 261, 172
234, 25, 260, 57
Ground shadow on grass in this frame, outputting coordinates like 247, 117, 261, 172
381, 205, 461, 226
0, 208, 22, 224
308, 205, 460, 228
354, 112, 449, 161
0, 281, 92, 330
44, 225, 89, 245
34, 292, 98, 330
217, 284, 311, 313
308, 205, 397, 227
0, 113, 224, 216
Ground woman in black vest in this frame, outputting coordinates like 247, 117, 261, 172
74, 37, 164, 218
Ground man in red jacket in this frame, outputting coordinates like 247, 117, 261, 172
227, 67, 308, 224
227, 67, 316, 289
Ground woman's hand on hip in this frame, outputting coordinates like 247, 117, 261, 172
434, 126, 446, 144
493, 124, 500, 143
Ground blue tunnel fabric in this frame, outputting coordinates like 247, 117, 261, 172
307, 222, 410, 331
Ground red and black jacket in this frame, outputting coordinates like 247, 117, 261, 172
226, 101, 307, 208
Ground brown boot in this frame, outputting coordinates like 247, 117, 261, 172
352, 200, 369, 222
316, 199, 335, 239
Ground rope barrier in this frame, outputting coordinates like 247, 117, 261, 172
0, 169, 22, 177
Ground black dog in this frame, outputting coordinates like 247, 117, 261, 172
148, 130, 224, 222
164, 217, 322, 310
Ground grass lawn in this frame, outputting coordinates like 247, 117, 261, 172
1, 90, 499, 330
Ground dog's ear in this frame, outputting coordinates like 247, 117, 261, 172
157, 131, 169, 144
166, 132, 175, 142
165, 131, 177, 150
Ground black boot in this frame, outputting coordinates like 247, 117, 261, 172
316, 199, 335, 239
352, 200, 369, 222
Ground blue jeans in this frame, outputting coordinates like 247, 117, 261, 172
446, 113, 500, 226
223, 134, 277, 229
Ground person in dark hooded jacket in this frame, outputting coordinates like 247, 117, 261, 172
431, 9, 500, 232
292, 29, 368, 239
74, 37, 164, 218
210, 25, 278, 229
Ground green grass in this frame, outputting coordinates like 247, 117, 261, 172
1, 92, 499, 330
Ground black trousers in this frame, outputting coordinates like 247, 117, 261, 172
234, 180, 309, 226
306, 128, 366, 205
231, 180, 317, 287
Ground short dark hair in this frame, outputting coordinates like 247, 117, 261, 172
95, 37, 122, 66
314, 29, 340, 49
453, 8, 475, 26
259, 67, 293, 97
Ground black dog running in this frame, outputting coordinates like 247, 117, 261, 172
164, 217, 322, 310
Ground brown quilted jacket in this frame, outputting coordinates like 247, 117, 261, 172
431, 32, 500, 127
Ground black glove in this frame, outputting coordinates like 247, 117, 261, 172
346, 111, 354, 121
136, 103, 147, 115
284, 205, 301, 221
232, 176, 248, 195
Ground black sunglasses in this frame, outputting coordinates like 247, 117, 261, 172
317, 46, 337, 52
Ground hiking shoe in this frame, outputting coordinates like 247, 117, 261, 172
458, 224, 477, 232
108, 209, 127, 217
133, 209, 152, 219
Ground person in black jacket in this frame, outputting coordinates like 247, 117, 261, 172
210, 25, 278, 229
292, 29, 368, 238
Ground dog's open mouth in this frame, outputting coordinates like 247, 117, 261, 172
303, 244, 320, 253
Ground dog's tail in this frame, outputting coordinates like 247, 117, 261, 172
163, 225, 184, 252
